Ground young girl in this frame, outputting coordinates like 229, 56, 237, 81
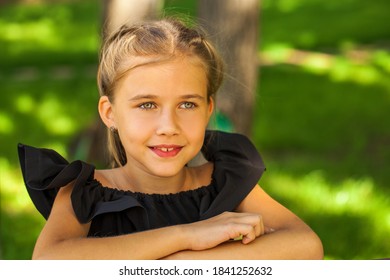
18, 18, 323, 259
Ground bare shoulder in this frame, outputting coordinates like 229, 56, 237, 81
50, 182, 89, 228
34, 181, 91, 257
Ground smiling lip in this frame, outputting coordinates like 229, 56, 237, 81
149, 145, 183, 158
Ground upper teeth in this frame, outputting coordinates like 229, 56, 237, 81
159, 147, 174, 152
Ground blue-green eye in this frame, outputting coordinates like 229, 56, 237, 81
139, 102, 156, 110
180, 102, 196, 109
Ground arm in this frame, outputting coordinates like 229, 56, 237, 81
32, 183, 188, 259
32, 183, 265, 260
162, 185, 324, 260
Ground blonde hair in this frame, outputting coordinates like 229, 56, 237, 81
97, 17, 224, 167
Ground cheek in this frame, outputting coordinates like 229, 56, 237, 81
179, 112, 209, 133
181, 115, 208, 144
115, 111, 153, 140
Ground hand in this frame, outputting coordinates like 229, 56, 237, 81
181, 211, 271, 251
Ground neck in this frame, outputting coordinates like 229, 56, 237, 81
120, 165, 191, 194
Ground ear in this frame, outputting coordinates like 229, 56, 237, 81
207, 97, 214, 119
98, 96, 115, 128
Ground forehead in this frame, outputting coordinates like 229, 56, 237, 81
115, 56, 208, 96
119, 53, 207, 75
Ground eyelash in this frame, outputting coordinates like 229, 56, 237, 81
139, 102, 156, 110
179, 102, 197, 109
138, 102, 197, 110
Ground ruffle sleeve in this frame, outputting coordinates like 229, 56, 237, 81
17, 144, 145, 225
200, 131, 266, 219
17, 130, 265, 233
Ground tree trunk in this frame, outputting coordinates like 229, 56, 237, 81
198, 0, 260, 137
102, 0, 163, 38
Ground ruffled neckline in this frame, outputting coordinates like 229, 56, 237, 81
90, 176, 217, 200
18, 130, 266, 226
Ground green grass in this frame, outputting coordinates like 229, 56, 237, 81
1, 0, 389, 260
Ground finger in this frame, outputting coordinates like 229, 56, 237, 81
226, 213, 264, 238
245, 214, 263, 237
257, 220, 264, 236
241, 229, 256, 244
237, 224, 258, 244
231, 234, 243, 241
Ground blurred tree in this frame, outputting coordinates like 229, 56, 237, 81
102, 0, 163, 39
198, 0, 259, 137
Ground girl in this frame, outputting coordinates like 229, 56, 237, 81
18, 18, 323, 259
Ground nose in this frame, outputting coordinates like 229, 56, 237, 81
155, 108, 180, 136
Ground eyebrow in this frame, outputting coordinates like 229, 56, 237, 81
179, 94, 206, 100
128, 94, 206, 101
128, 94, 158, 101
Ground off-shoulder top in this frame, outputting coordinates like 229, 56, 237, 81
18, 130, 265, 237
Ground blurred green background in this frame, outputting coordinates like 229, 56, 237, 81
0, 0, 389, 259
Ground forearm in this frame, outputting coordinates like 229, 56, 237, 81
33, 225, 189, 260
162, 227, 323, 260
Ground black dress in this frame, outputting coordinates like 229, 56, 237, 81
18, 130, 265, 237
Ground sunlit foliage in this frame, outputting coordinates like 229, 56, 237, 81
1, 0, 389, 260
